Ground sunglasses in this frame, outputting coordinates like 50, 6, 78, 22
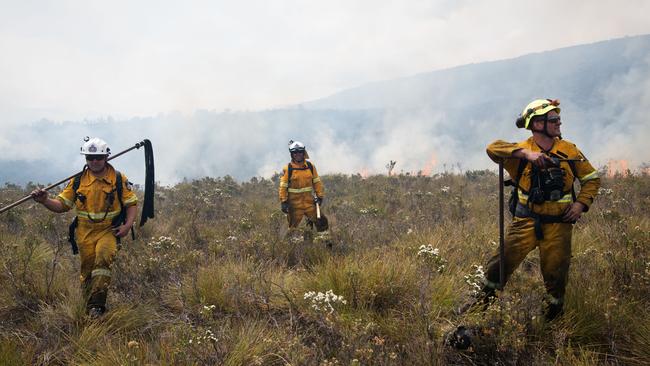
546, 116, 561, 124
85, 155, 107, 161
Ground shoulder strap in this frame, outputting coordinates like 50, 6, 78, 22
73, 174, 82, 192
287, 161, 314, 181
72, 166, 86, 202
115, 170, 124, 209
514, 159, 527, 185
72, 165, 86, 192
567, 161, 578, 202
504, 159, 528, 187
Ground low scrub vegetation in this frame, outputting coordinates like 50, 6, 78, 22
0, 171, 648, 365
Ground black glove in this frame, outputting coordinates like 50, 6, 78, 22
314, 196, 323, 206
281, 201, 290, 214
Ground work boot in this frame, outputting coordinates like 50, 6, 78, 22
446, 326, 472, 350
457, 287, 497, 315
544, 302, 564, 321
88, 306, 106, 319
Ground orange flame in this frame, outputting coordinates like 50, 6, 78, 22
359, 167, 370, 179
607, 160, 629, 177
421, 154, 438, 176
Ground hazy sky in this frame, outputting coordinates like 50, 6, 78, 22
2, 0, 650, 125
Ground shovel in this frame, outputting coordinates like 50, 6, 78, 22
314, 198, 329, 232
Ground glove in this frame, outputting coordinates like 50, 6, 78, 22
314, 196, 323, 206
281, 201, 290, 214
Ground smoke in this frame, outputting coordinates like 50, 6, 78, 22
0, 107, 492, 185
592, 55, 650, 168
1, 36, 649, 186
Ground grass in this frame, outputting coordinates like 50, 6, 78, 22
0, 171, 648, 365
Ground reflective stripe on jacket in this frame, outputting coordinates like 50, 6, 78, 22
278, 161, 325, 206
57, 164, 138, 224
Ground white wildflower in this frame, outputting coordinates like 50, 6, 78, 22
417, 244, 447, 273
598, 188, 613, 195
464, 264, 485, 295
304, 290, 347, 314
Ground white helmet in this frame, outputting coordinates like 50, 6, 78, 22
288, 140, 306, 153
80, 137, 111, 155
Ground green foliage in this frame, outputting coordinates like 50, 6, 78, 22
0, 173, 648, 364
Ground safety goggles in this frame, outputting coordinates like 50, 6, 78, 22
85, 154, 107, 161
546, 116, 561, 124
290, 150, 305, 154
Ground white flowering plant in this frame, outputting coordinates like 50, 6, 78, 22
147, 236, 179, 251
417, 244, 447, 273
464, 264, 485, 296
303, 290, 347, 314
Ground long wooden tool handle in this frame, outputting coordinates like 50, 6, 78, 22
498, 160, 505, 289
0, 140, 146, 214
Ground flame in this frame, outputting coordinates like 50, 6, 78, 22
607, 160, 629, 177
359, 167, 370, 179
421, 153, 438, 176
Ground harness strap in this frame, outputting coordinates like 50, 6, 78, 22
68, 168, 129, 253
567, 160, 578, 202
504, 159, 528, 216
515, 203, 573, 240
514, 155, 577, 200
504, 159, 527, 188
286, 161, 315, 197
287, 161, 313, 181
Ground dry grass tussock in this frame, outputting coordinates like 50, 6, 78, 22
0, 171, 649, 365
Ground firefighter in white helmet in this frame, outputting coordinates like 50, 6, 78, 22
31, 137, 138, 318
278, 140, 326, 230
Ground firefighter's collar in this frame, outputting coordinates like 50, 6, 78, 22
290, 160, 309, 168
83, 164, 116, 186
530, 136, 559, 154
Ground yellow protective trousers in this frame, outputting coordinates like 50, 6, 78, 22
288, 204, 318, 228
76, 221, 117, 311
484, 217, 572, 304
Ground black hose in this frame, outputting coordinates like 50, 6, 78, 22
139, 139, 155, 227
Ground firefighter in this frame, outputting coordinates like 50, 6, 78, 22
467, 99, 600, 320
30, 137, 138, 318
278, 140, 326, 230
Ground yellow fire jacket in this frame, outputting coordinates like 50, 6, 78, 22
278, 161, 324, 209
487, 137, 600, 216
57, 164, 138, 226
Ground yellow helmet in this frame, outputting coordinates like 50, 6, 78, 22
516, 99, 561, 129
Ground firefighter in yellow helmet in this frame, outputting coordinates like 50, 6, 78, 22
278, 140, 326, 230
465, 99, 600, 320
31, 137, 138, 318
